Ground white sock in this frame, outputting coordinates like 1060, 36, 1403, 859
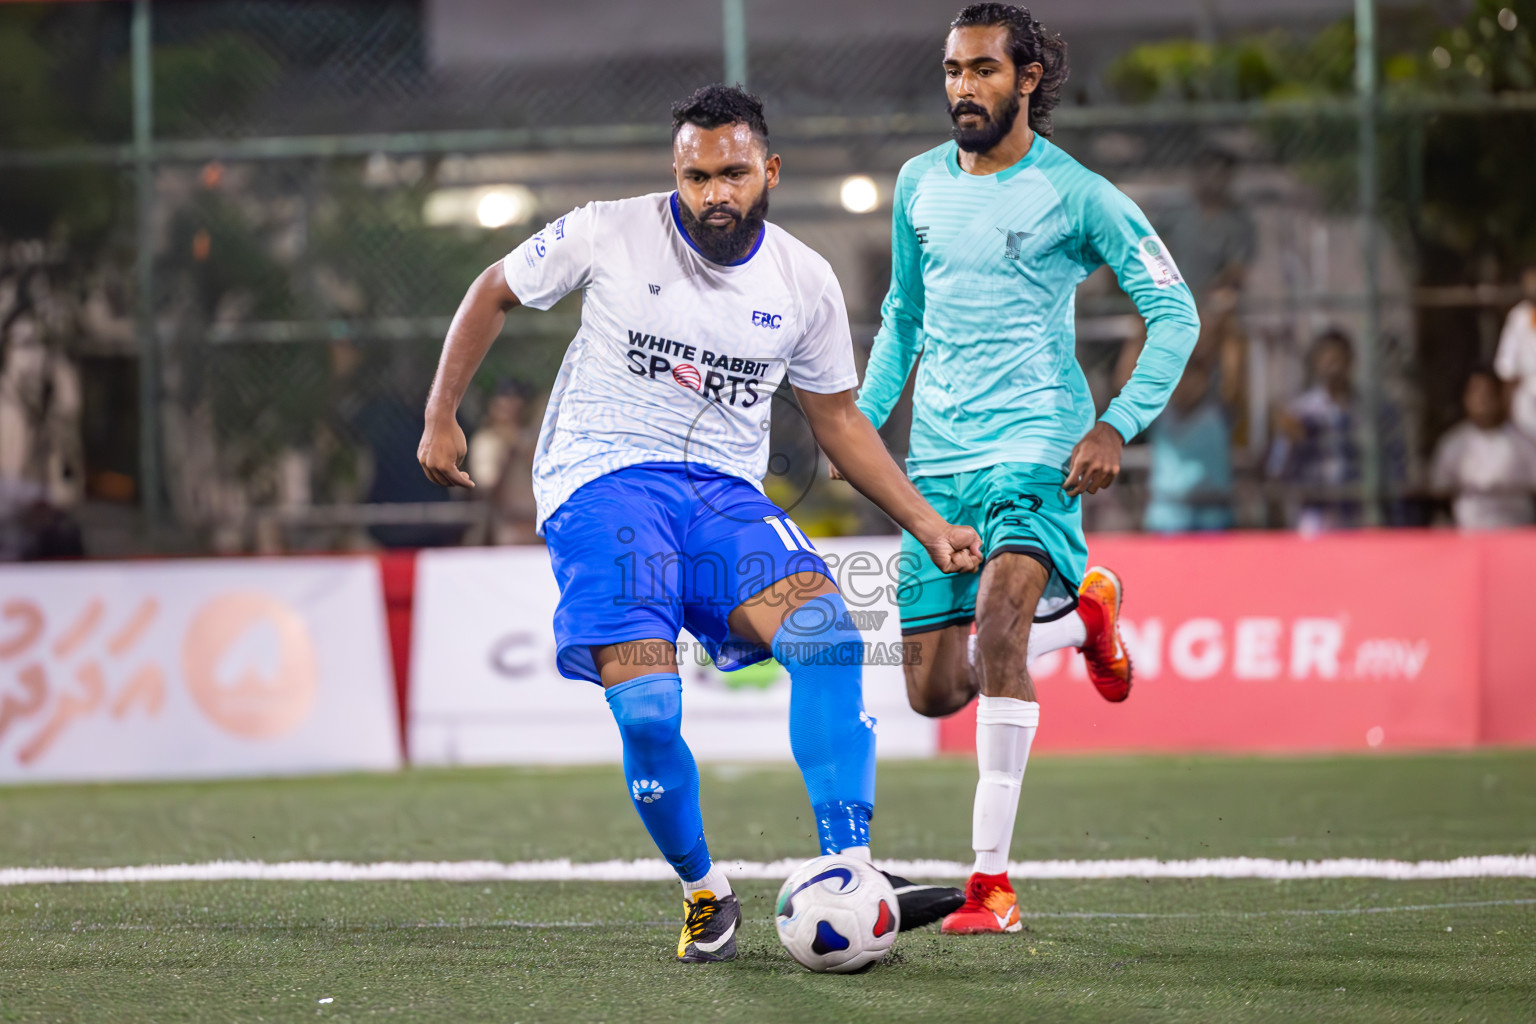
1030, 611, 1087, 657
969, 611, 1087, 665
683, 863, 732, 901
838, 845, 873, 864
971, 695, 1040, 876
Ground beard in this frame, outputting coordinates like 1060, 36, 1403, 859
676, 187, 770, 264
948, 93, 1021, 154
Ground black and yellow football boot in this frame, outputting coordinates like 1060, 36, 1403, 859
676, 890, 740, 963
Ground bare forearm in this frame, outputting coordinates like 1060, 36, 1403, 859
808, 397, 943, 540
426, 264, 517, 422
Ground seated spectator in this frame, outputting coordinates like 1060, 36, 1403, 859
1431, 368, 1536, 529
1495, 265, 1536, 441
1266, 328, 1405, 532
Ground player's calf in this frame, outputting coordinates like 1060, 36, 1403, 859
773, 593, 877, 854
771, 592, 965, 930
604, 671, 738, 962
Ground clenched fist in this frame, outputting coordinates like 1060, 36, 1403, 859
920, 522, 983, 575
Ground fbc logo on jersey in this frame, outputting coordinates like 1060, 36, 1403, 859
752, 310, 782, 329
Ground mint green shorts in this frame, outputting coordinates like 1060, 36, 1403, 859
897, 463, 1088, 635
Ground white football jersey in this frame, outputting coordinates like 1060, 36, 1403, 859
502, 191, 858, 531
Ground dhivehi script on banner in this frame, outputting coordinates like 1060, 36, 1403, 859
409, 539, 936, 765
0, 557, 400, 782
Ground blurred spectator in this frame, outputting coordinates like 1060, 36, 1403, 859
18, 499, 84, 559
1, 276, 84, 512
1266, 328, 1406, 532
1494, 265, 1536, 440
1142, 293, 1239, 533
322, 342, 468, 550
1121, 147, 1256, 534
468, 382, 539, 545
1431, 368, 1536, 530
1118, 146, 1257, 403
0, 477, 84, 561
0, 476, 43, 560
354, 390, 468, 550
1158, 146, 1257, 299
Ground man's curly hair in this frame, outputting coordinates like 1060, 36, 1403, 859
950, 3, 1069, 137
670, 84, 769, 149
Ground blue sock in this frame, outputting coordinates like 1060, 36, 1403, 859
773, 592, 876, 855
605, 673, 712, 883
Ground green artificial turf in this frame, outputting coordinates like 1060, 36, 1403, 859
2, 752, 1535, 1022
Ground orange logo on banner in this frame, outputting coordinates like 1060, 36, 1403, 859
182, 592, 317, 739
0, 596, 165, 765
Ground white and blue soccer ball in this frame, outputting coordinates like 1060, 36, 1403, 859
775, 854, 899, 973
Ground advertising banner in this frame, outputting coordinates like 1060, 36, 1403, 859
0, 557, 400, 782
409, 538, 937, 765
1478, 530, 1536, 745
940, 532, 1484, 754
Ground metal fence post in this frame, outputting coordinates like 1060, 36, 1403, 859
724, 0, 747, 89
132, 0, 162, 534
1355, 0, 1383, 526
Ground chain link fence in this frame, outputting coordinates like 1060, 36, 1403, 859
2, 0, 1534, 556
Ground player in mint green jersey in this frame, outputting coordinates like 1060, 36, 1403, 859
852, 4, 1200, 933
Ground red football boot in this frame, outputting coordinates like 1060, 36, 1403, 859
941, 872, 1022, 935
1077, 565, 1132, 703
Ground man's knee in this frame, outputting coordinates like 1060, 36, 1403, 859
909, 687, 973, 719
899, 626, 974, 717
904, 664, 976, 718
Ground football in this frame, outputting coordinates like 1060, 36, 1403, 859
774, 855, 900, 973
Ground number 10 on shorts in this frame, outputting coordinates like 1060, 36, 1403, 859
764, 515, 816, 553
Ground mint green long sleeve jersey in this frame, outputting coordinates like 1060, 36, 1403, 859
856, 137, 1201, 477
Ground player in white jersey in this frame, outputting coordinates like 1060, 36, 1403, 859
418, 86, 978, 963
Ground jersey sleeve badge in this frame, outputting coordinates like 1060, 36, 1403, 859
1137, 236, 1184, 289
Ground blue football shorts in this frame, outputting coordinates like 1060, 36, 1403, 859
542, 462, 832, 683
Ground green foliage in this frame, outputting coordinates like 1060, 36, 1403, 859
1105, 26, 1356, 104
1106, 4, 1535, 104
1411, 0, 1536, 94
0, 12, 279, 248
0, 8, 68, 149
1105, 5, 1536, 274
310, 170, 513, 320
0, 8, 121, 246
147, 33, 281, 138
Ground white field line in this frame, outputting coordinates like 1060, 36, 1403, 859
2, 855, 1535, 886
1025, 898, 1536, 919
43, 897, 1536, 931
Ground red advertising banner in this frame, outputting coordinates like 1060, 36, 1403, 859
1479, 530, 1536, 745
938, 531, 1530, 755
